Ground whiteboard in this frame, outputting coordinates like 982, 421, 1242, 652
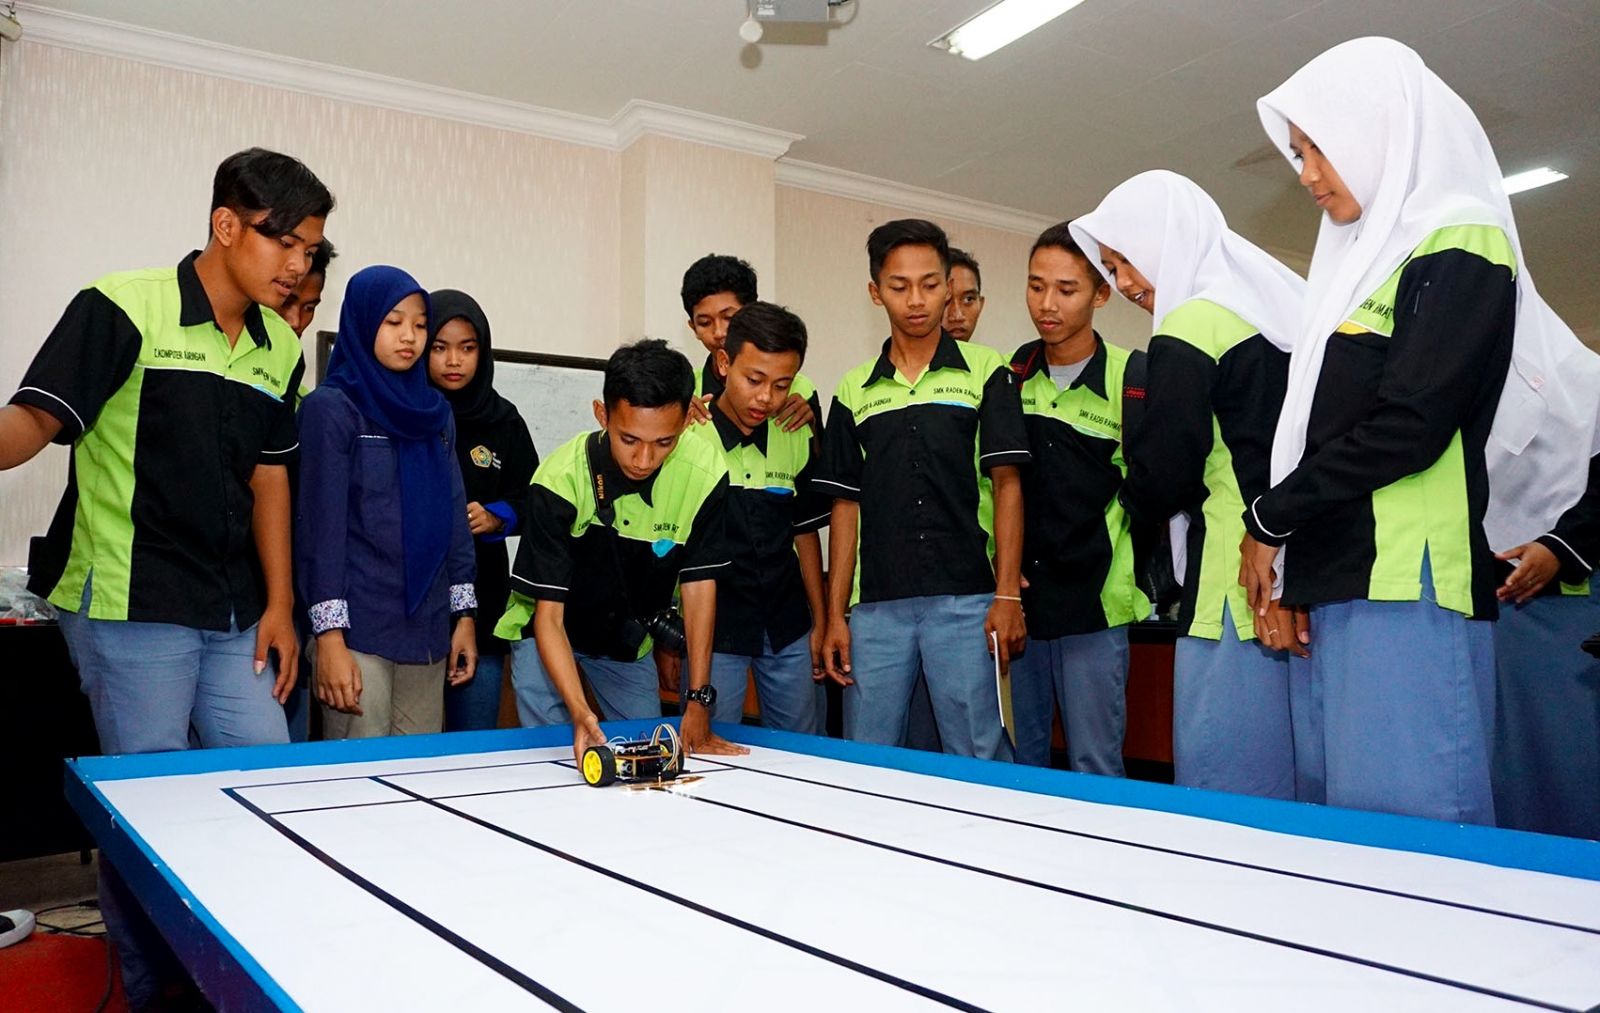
489, 353, 607, 563
490, 350, 606, 460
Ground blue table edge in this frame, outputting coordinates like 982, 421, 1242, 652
64, 720, 1600, 1012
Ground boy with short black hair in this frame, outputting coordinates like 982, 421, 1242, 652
680, 253, 819, 431
817, 219, 1030, 760
1007, 222, 1147, 773
943, 246, 985, 342
0, 145, 333, 1010
497, 339, 744, 761
690, 301, 830, 732
278, 238, 337, 338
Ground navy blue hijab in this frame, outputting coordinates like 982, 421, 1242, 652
323, 266, 454, 616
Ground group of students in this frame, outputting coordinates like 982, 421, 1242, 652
2, 34, 1599, 1010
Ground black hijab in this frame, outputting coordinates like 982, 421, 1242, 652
427, 289, 519, 428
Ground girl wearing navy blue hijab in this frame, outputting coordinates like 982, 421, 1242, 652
297, 265, 478, 738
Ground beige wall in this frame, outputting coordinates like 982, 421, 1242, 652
621, 135, 776, 356
0, 40, 1074, 566
774, 186, 1153, 406
0, 41, 622, 563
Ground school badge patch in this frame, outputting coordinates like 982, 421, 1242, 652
470, 445, 495, 469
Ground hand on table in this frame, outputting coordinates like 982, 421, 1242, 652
680, 702, 749, 756
571, 710, 606, 767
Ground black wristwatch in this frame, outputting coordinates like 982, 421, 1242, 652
685, 684, 717, 710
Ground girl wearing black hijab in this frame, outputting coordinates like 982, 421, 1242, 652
428, 289, 539, 731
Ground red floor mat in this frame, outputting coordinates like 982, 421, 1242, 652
0, 931, 127, 1012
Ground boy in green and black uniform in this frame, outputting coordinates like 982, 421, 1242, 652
688, 302, 831, 733
942, 247, 985, 343
681, 253, 819, 431
0, 148, 332, 1010
903, 245, 987, 754
279, 238, 337, 341
817, 219, 1030, 761
1008, 223, 1147, 773
497, 339, 743, 761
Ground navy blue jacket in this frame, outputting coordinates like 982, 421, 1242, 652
296, 386, 476, 664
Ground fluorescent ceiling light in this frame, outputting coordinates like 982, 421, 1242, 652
930, 0, 1086, 61
1503, 167, 1568, 196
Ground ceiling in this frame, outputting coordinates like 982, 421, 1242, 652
27, 0, 1600, 335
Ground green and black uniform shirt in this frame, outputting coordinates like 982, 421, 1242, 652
1121, 299, 1288, 641
690, 402, 829, 657
1011, 335, 1149, 638
1244, 225, 1517, 619
817, 331, 1030, 606
12, 251, 305, 630
696, 354, 824, 426
494, 429, 730, 659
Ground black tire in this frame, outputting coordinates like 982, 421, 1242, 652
582, 745, 617, 787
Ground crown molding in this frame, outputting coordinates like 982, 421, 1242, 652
612, 100, 801, 160
12, 5, 799, 158
774, 158, 1059, 236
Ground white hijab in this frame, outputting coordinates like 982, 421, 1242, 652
1069, 170, 1305, 353
1071, 171, 1306, 583
1258, 36, 1600, 550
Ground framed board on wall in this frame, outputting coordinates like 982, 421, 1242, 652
490, 349, 607, 455
314, 332, 606, 458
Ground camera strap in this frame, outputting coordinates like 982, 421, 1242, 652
586, 431, 642, 625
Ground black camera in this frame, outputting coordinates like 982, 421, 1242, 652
618, 606, 687, 658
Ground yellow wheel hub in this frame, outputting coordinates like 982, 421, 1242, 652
582, 749, 604, 785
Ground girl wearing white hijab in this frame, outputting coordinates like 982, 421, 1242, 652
1071, 171, 1315, 802
1242, 37, 1600, 826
